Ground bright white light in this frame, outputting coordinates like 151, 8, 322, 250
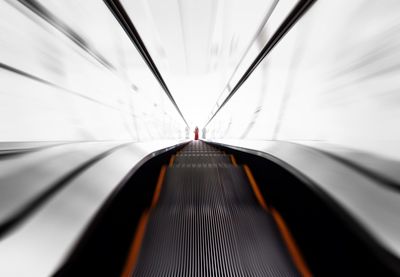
121, 0, 277, 127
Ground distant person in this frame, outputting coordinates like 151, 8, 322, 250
194, 126, 199, 140
202, 127, 206, 139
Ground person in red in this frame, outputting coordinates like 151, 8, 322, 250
194, 126, 199, 140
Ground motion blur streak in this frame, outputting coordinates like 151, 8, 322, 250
0, 0, 185, 142
207, 0, 400, 161
2, 0, 400, 276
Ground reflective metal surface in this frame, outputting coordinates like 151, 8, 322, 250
1, 0, 400, 275
210, 139, 400, 263
0, 140, 186, 276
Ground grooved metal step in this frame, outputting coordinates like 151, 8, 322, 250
174, 154, 231, 165
131, 141, 300, 277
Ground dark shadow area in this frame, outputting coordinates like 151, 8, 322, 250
214, 143, 399, 276
55, 140, 399, 276
55, 144, 185, 277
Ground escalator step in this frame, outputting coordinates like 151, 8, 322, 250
130, 141, 300, 277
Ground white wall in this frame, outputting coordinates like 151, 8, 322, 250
0, 0, 185, 142
207, 0, 400, 160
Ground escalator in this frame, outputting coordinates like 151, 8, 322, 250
122, 141, 310, 277
2, 1, 400, 275
53, 140, 400, 277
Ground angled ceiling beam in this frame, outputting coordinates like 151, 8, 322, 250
203, 0, 317, 128
104, 0, 189, 127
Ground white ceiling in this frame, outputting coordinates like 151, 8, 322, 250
121, 0, 277, 127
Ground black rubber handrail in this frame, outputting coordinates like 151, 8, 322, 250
204, 0, 317, 128
103, 0, 189, 127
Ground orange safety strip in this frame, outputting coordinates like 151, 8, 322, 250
243, 165, 268, 211
271, 208, 313, 277
230, 155, 237, 166
120, 210, 150, 277
151, 165, 167, 208
121, 165, 168, 276
169, 155, 176, 166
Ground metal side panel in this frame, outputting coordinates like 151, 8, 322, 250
0, 140, 188, 277
207, 139, 400, 263
0, 141, 125, 233
0, 141, 75, 155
